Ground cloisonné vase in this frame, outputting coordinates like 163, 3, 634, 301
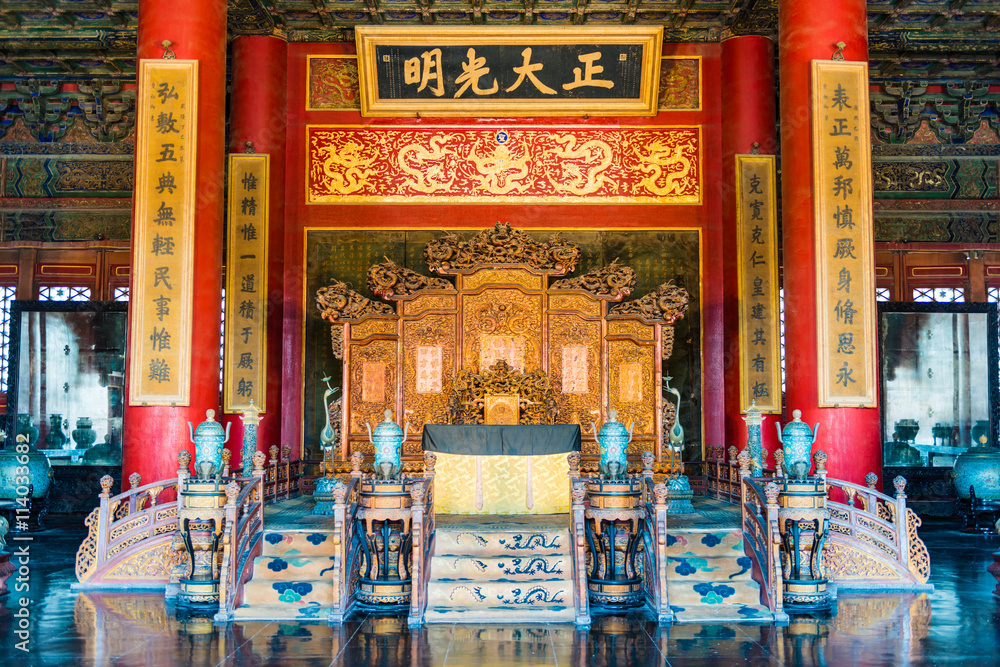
591, 409, 633, 480
366, 410, 408, 480
187, 409, 231, 476
775, 409, 820, 480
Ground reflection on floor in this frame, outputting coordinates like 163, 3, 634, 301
2, 513, 999, 665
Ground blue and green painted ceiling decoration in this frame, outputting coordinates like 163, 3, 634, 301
3, 1, 1000, 81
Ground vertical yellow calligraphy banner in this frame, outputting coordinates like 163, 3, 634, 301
736, 154, 781, 414
129, 60, 198, 406
812, 60, 877, 407
224, 154, 270, 413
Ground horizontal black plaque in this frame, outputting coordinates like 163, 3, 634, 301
355, 27, 663, 117
375, 44, 644, 101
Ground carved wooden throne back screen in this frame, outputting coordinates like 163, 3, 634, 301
312, 224, 695, 470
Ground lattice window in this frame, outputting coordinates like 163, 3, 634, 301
912, 287, 965, 303
876, 287, 892, 302
38, 285, 91, 302
0, 286, 18, 392
113, 286, 130, 302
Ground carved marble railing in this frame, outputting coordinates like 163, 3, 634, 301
75, 474, 184, 588
215, 473, 264, 622
824, 475, 931, 587
739, 475, 787, 620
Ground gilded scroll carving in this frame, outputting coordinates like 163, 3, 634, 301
349, 339, 397, 435
548, 293, 601, 316
610, 280, 690, 324
403, 294, 457, 316
608, 340, 655, 436
351, 319, 398, 339
548, 315, 601, 427
316, 280, 396, 322
463, 288, 542, 373
550, 259, 636, 300
821, 541, 899, 579
402, 315, 455, 432
425, 223, 580, 275
368, 258, 452, 299
447, 359, 557, 426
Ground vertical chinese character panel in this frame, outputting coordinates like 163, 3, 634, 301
129, 60, 198, 406
224, 154, 270, 413
736, 155, 781, 414
811, 60, 876, 407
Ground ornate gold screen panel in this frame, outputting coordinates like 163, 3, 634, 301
315, 224, 690, 467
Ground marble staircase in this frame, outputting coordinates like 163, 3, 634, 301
424, 515, 576, 623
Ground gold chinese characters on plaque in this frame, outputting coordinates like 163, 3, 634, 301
355, 26, 663, 117
736, 154, 781, 414
129, 59, 198, 406
224, 154, 269, 413
812, 60, 877, 407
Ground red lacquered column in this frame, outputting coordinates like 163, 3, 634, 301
223, 35, 289, 467
721, 35, 780, 461
778, 0, 881, 485
123, 0, 227, 484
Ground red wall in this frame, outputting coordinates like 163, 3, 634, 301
281, 42, 725, 456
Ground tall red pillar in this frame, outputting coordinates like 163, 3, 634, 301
123, 0, 228, 484
225, 35, 288, 465
721, 35, 780, 459
778, 0, 881, 485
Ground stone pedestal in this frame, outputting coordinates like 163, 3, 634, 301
584, 478, 645, 607
356, 478, 415, 607
777, 477, 832, 611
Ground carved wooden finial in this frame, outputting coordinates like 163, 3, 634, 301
252, 450, 266, 474
893, 475, 907, 497
567, 451, 581, 477
409, 482, 426, 505
423, 451, 437, 474
225, 481, 240, 503
764, 481, 780, 505
641, 451, 655, 474
571, 480, 587, 504
832, 41, 846, 61
100, 475, 114, 497
177, 450, 191, 473
269, 445, 279, 464
737, 448, 752, 477
350, 450, 364, 475
865, 472, 878, 489
129, 472, 141, 490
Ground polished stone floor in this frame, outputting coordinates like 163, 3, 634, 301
2, 512, 999, 666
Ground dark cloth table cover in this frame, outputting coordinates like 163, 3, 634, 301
421, 424, 581, 456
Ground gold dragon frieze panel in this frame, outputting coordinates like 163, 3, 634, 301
548, 293, 602, 316
402, 314, 457, 434
548, 314, 603, 428
462, 288, 543, 373
349, 338, 398, 436
307, 126, 701, 204
608, 339, 656, 436
461, 268, 543, 292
